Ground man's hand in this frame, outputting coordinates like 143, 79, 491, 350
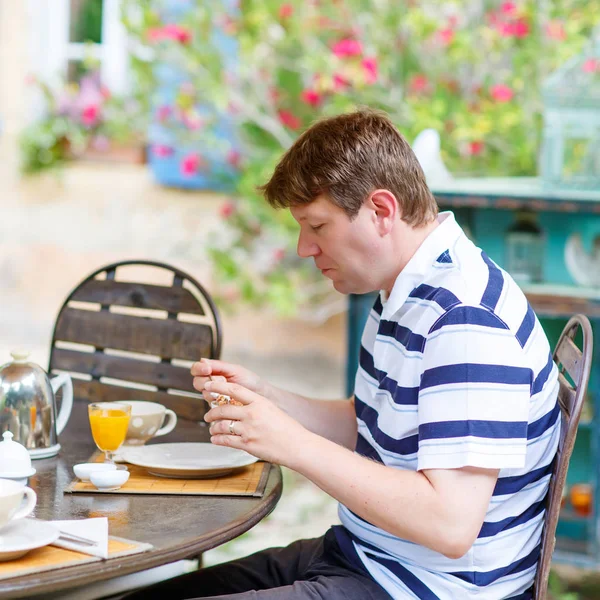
191, 358, 269, 398
203, 379, 312, 466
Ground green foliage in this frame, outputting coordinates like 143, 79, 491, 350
124, 0, 600, 314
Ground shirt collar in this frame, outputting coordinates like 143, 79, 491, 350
381, 211, 463, 318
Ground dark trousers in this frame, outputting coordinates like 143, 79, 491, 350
122, 528, 393, 600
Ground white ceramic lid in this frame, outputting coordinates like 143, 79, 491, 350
0, 432, 36, 478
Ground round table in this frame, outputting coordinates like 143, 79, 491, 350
1, 402, 283, 599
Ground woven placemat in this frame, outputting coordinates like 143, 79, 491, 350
0, 536, 152, 581
65, 456, 271, 497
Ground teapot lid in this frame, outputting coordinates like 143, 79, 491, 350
0, 431, 36, 478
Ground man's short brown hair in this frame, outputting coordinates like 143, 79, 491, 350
259, 109, 438, 226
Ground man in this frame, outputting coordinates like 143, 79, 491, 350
126, 109, 560, 599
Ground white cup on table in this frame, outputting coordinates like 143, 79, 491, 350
0, 478, 37, 530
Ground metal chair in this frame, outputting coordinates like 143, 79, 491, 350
47, 260, 222, 598
534, 314, 593, 599
48, 259, 222, 431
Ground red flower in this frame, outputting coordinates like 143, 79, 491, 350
156, 105, 171, 122
279, 4, 293, 19
501, 1, 517, 15
278, 110, 301, 130
490, 84, 514, 102
81, 104, 100, 126
219, 201, 236, 219
180, 153, 203, 176
409, 74, 429, 94
226, 149, 242, 168
332, 73, 350, 90
301, 89, 322, 106
152, 144, 173, 158
498, 18, 529, 38
147, 24, 191, 44
437, 28, 454, 45
468, 141, 485, 156
545, 20, 566, 41
331, 39, 363, 58
583, 58, 599, 73
362, 57, 378, 84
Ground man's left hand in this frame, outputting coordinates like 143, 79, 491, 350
203, 379, 311, 467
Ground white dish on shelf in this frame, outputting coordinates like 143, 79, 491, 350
120, 443, 258, 479
0, 518, 59, 561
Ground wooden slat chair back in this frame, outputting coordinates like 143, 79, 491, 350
534, 314, 593, 599
49, 260, 222, 428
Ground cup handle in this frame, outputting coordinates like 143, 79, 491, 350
154, 409, 177, 437
12, 487, 37, 521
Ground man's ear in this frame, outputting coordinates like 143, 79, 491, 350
367, 189, 399, 235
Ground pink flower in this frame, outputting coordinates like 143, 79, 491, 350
409, 74, 429, 94
501, 1, 517, 15
498, 18, 529, 38
332, 73, 350, 90
226, 149, 242, 168
219, 201, 236, 219
513, 19, 529, 38
91, 135, 110, 152
362, 57, 378, 84
545, 20, 566, 41
156, 105, 171, 122
273, 248, 285, 263
468, 141, 485, 156
583, 58, 599, 73
152, 144, 173, 158
81, 104, 100, 126
437, 28, 454, 45
278, 110, 301, 130
24, 73, 37, 85
182, 112, 203, 130
269, 87, 281, 102
331, 39, 363, 58
301, 89, 322, 106
279, 4, 293, 19
147, 24, 191, 44
490, 84, 514, 102
180, 153, 203, 176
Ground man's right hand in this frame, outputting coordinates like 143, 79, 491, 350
191, 358, 268, 399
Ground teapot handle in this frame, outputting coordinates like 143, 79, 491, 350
50, 373, 73, 435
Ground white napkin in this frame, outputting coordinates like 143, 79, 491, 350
49, 517, 109, 559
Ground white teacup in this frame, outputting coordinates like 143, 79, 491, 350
120, 401, 177, 446
0, 478, 37, 530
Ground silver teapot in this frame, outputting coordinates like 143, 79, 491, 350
0, 351, 73, 459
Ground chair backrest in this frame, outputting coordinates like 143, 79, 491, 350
533, 314, 593, 600
48, 260, 222, 424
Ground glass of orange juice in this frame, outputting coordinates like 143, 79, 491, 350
88, 402, 132, 464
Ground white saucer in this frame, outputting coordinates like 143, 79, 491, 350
121, 443, 258, 479
0, 518, 59, 561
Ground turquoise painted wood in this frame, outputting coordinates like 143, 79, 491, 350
345, 177, 600, 567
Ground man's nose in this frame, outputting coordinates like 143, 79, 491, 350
297, 233, 320, 258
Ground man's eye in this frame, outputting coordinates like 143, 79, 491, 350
311, 224, 324, 232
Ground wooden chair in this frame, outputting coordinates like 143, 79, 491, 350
48, 260, 222, 433
534, 314, 593, 600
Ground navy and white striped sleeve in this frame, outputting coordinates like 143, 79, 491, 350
417, 305, 533, 471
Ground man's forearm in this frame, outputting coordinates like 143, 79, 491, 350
263, 384, 357, 449
288, 431, 476, 558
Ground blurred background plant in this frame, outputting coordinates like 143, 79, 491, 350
20, 61, 146, 174
21, 0, 600, 314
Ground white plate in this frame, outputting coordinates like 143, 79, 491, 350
0, 518, 59, 561
120, 443, 259, 479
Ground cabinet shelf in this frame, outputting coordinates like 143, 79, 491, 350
521, 283, 600, 318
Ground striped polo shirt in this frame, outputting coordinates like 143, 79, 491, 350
334, 211, 560, 599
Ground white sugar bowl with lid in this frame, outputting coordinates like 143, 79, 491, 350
0, 431, 36, 485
